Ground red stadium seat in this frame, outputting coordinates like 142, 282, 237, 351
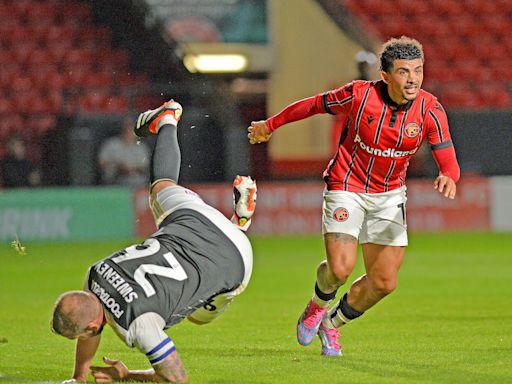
77, 26, 112, 49
462, 0, 497, 16
10, 75, 33, 93
25, 114, 58, 135
135, 95, 164, 111
0, 51, 17, 66
477, 86, 512, 109
0, 97, 15, 114
45, 71, 69, 91
44, 24, 78, 47
0, 64, 19, 90
78, 90, 110, 112
58, 2, 92, 24
12, 41, 38, 64
46, 90, 64, 113
26, 49, 55, 67
65, 66, 90, 87
47, 41, 73, 64
81, 70, 114, 88
103, 95, 129, 113
63, 48, 94, 67
0, 113, 24, 139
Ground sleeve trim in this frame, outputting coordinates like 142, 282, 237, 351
431, 140, 453, 150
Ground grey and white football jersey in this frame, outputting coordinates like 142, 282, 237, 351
87, 208, 246, 330
85, 206, 250, 363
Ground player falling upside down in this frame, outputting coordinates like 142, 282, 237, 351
248, 36, 460, 356
51, 100, 257, 383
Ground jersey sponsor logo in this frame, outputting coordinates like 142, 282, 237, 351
354, 134, 418, 157
333, 207, 349, 222
94, 261, 139, 303
367, 115, 375, 124
404, 122, 420, 138
90, 280, 125, 319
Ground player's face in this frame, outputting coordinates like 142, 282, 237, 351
64, 325, 104, 340
381, 58, 424, 105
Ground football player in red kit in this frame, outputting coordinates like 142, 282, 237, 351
248, 36, 459, 356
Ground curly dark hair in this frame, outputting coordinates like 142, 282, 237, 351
379, 36, 424, 72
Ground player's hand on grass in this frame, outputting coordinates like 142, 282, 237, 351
90, 356, 128, 382
434, 175, 456, 199
248, 121, 272, 144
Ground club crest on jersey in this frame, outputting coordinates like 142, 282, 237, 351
333, 207, 349, 222
404, 122, 420, 138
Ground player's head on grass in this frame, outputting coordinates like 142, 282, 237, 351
51, 291, 104, 340
379, 36, 425, 105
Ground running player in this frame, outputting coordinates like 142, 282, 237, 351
247, 36, 460, 356
51, 100, 257, 383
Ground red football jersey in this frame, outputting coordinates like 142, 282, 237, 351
267, 80, 458, 193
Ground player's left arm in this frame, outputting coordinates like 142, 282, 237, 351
90, 352, 188, 383
90, 314, 187, 382
425, 101, 460, 199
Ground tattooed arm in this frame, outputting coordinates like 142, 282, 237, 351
90, 352, 188, 383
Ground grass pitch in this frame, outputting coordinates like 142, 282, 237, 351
1, 233, 511, 383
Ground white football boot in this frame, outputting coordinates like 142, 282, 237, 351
231, 175, 257, 231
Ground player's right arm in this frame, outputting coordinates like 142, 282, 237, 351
248, 95, 323, 145
72, 334, 101, 381
247, 82, 355, 144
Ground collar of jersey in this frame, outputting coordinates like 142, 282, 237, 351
379, 81, 413, 111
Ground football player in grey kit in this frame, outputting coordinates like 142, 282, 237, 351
51, 100, 257, 383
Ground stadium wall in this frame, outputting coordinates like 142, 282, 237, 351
267, 0, 364, 162
136, 175, 512, 236
0, 187, 133, 242
1, 176, 510, 243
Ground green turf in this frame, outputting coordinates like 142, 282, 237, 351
1, 233, 511, 383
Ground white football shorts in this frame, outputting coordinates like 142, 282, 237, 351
322, 186, 408, 246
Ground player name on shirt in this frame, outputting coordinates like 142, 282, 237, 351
93, 261, 139, 303
90, 280, 125, 319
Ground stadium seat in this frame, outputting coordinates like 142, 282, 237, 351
462, 0, 497, 16
25, 114, 58, 135
341, 0, 512, 109
63, 48, 94, 67
46, 90, 63, 114
58, 2, 92, 24
65, 66, 90, 87
26, 49, 55, 67
44, 71, 69, 91
103, 95, 129, 113
478, 86, 511, 109
0, 113, 24, 140
44, 24, 78, 47
81, 71, 114, 88
77, 26, 112, 49
12, 41, 38, 64
0, 97, 15, 114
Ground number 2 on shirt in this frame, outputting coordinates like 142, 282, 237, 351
112, 238, 188, 297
